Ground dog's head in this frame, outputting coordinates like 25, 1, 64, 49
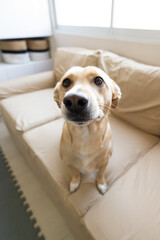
54, 66, 121, 125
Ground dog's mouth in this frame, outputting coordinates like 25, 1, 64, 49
65, 112, 91, 125
70, 121, 90, 126
62, 110, 102, 126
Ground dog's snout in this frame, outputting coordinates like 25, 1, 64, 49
63, 94, 88, 113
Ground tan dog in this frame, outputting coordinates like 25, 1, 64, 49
54, 66, 121, 194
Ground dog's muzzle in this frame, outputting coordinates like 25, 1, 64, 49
63, 93, 90, 124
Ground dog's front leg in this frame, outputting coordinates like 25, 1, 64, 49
96, 163, 108, 195
69, 166, 81, 193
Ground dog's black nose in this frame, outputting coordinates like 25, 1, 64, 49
63, 94, 89, 113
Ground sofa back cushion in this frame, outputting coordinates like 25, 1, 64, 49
0, 88, 61, 132
99, 51, 160, 135
54, 47, 99, 82
0, 71, 55, 100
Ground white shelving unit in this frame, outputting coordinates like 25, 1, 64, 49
0, 0, 54, 82
0, 59, 53, 82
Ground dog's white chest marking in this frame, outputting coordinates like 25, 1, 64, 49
79, 125, 90, 152
73, 125, 93, 173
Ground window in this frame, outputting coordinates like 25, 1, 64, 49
54, 0, 112, 27
53, 0, 160, 42
113, 0, 160, 30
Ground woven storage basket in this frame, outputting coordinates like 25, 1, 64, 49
27, 39, 50, 61
0, 40, 30, 64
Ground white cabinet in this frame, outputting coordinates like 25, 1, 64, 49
0, 0, 52, 39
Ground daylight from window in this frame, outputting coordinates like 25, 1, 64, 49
113, 0, 160, 30
54, 0, 112, 27
54, 0, 160, 30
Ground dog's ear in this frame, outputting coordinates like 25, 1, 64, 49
111, 80, 121, 109
54, 82, 61, 108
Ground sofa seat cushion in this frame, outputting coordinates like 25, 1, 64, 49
99, 50, 160, 135
83, 142, 160, 240
107, 117, 158, 185
0, 88, 61, 132
23, 118, 102, 217
22, 117, 158, 218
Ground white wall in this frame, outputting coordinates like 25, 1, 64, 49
53, 31, 160, 67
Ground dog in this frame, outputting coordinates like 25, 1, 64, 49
54, 66, 121, 194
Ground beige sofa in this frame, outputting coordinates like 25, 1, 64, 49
0, 47, 160, 240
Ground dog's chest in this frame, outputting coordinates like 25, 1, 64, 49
61, 122, 111, 173
72, 126, 92, 153
70, 126, 102, 172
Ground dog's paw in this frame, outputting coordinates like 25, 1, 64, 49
69, 181, 80, 193
97, 183, 108, 195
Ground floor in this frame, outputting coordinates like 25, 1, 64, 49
0, 116, 75, 240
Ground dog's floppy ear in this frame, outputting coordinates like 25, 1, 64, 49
54, 82, 61, 108
111, 80, 121, 109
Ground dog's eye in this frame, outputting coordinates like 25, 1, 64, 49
62, 78, 71, 88
94, 77, 104, 86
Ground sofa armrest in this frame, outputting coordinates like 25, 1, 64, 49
0, 70, 55, 100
